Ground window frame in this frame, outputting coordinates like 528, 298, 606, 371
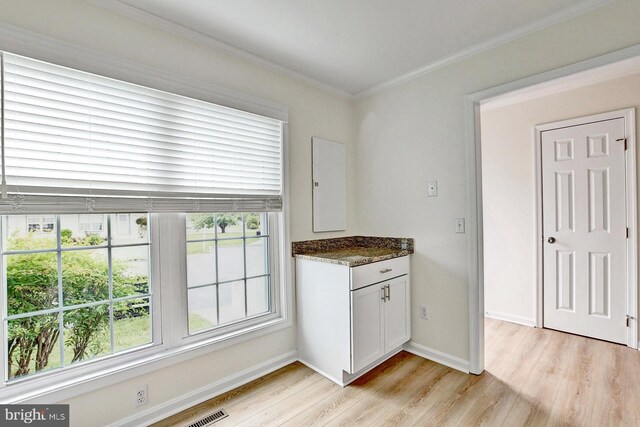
0, 31, 291, 404
0, 209, 291, 403
180, 212, 282, 344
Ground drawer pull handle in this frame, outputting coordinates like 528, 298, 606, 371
380, 268, 392, 274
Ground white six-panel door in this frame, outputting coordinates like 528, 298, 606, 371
542, 117, 627, 344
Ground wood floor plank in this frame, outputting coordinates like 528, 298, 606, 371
154, 320, 640, 427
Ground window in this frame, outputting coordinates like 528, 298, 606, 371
78, 214, 105, 234
186, 212, 271, 334
0, 50, 287, 398
26, 216, 55, 233
4, 213, 152, 381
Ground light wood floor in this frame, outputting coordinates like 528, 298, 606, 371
154, 318, 640, 426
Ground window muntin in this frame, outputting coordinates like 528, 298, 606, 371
3, 213, 152, 381
185, 212, 271, 334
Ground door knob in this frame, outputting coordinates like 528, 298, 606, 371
547, 237, 556, 244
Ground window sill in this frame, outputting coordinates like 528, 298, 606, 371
1, 315, 292, 404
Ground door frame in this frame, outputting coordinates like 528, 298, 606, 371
465, 44, 640, 375
534, 109, 637, 348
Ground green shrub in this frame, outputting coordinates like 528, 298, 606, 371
6, 233, 144, 379
246, 214, 260, 230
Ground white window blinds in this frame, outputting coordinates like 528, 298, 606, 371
0, 52, 283, 213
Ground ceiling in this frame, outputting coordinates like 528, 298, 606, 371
93, 0, 610, 96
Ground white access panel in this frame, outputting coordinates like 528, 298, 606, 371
312, 137, 347, 232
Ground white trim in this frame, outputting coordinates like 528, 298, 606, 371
466, 44, 640, 376
355, 0, 613, 99
465, 96, 484, 375
482, 56, 640, 111
534, 108, 638, 349
403, 341, 470, 374
0, 22, 289, 122
484, 312, 536, 328
112, 350, 298, 427
84, 0, 352, 100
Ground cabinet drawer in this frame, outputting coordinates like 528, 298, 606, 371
350, 256, 409, 290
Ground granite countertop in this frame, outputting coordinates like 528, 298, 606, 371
292, 236, 414, 267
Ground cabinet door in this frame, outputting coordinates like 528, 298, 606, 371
384, 276, 410, 353
351, 284, 385, 373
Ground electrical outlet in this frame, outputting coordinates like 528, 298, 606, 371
420, 305, 429, 320
134, 384, 148, 408
455, 218, 465, 233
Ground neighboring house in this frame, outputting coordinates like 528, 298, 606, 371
7, 213, 143, 241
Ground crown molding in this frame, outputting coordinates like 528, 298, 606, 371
85, 0, 612, 101
85, 0, 354, 100
354, 0, 614, 100
480, 54, 640, 111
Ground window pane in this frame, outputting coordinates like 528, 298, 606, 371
244, 212, 267, 236
246, 237, 269, 278
113, 246, 150, 297
111, 213, 149, 245
218, 280, 245, 325
63, 305, 111, 365
6, 252, 58, 315
61, 214, 108, 248
247, 276, 270, 316
62, 249, 109, 306
188, 285, 218, 333
7, 313, 60, 380
187, 242, 216, 286
218, 240, 245, 282
114, 298, 152, 352
6, 215, 57, 251
217, 213, 243, 237
186, 213, 217, 240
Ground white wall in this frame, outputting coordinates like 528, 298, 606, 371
354, 0, 640, 362
481, 71, 640, 325
0, 1, 356, 425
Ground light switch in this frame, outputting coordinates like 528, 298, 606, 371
426, 181, 438, 197
455, 218, 465, 233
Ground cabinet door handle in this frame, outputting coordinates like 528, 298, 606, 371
385, 284, 390, 301
380, 268, 392, 274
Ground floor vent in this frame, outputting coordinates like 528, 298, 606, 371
186, 409, 229, 427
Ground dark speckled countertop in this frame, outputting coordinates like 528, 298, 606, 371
292, 236, 414, 267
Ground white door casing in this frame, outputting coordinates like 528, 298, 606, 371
541, 117, 627, 344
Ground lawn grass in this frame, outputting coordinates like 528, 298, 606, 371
186, 230, 263, 254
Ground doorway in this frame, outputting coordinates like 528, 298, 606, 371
472, 60, 640, 374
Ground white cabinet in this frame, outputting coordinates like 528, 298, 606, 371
351, 283, 385, 372
351, 275, 410, 373
297, 255, 410, 386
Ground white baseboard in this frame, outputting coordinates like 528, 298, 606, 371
113, 351, 298, 427
484, 311, 536, 327
403, 341, 469, 374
